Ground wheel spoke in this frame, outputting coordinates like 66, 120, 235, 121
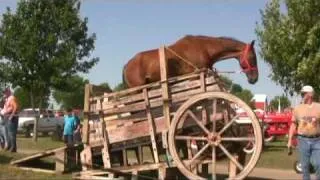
221, 137, 255, 142
175, 136, 207, 141
186, 143, 210, 167
218, 144, 244, 170
187, 110, 210, 135
212, 145, 216, 180
212, 99, 217, 133
218, 115, 239, 135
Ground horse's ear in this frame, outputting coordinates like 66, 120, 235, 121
250, 40, 255, 47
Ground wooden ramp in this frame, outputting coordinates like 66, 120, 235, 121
11, 144, 83, 174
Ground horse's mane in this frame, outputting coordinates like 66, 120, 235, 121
217, 36, 244, 44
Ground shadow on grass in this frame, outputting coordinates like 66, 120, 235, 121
134, 168, 274, 180
0, 154, 13, 164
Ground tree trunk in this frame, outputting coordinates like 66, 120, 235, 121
30, 90, 39, 142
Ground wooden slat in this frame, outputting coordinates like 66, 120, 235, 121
87, 111, 223, 146
17, 167, 56, 174
99, 83, 220, 115
83, 84, 91, 144
101, 74, 217, 111
11, 146, 67, 165
90, 70, 205, 102
143, 89, 159, 163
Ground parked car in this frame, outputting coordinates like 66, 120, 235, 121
18, 108, 64, 138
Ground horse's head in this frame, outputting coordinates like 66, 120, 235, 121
239, 40, 258, 84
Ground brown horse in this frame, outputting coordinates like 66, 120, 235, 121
123, 35, 258, 88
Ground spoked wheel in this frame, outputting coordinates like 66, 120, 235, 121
168, 92, 263, 180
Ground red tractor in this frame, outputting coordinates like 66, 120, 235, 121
262, 111, 293, 142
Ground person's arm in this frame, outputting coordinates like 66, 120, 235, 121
9, 97, 18, 120
287, 110, 297, 148
73, 116, 80, 132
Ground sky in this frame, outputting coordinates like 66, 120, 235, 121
0, 0, 299, 105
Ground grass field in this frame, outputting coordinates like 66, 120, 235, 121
0, 135, 298, 180
0, 136, 71, 180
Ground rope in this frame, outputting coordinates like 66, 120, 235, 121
164, 46, 200, 70
164, 46, 243, 74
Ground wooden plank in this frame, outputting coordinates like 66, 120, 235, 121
91, 70, 204, 102
17, 167, 56, 174
138, 145, 143, 164
89, 112, 223, 146
158, 166, 166, 180
80, 146, 93, 170
100, 99, 112, 169
83, 84, 91, 144
228, 155, 238, 179
200, 71, 206, 92
101, 74, 217, 111
143, 89, 159, 163
55, 148, 66, 173
11, 146, 67, 165
122, 149, 127, 166
96, 80, 220, 116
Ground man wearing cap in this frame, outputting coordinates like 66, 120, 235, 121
288, 85, 320, 180
0, 88, 19, 152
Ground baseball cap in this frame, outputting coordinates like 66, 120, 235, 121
301, 85, 314, 93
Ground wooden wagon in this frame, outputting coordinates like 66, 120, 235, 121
76, 47, 263, 180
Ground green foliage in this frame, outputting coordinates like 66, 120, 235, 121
0, 0, 98, 141
52, 75, 89, 110
113, 82, 126, 92
0, 0, 99, 105
269, 95, 291, 111
220, 75, 233, 90
230, 83, 243, 94
14, 87, 49, 109
234, 89, 254, 106
220, 76, 254, 106
256, 0, 320, 95
99, 82, 112, 92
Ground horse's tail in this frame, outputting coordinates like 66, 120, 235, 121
122, 64, 128, 89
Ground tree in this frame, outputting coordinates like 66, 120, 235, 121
14, 87, 49, 109
0, 0, 99, 141
269, 95, 291, 112
52, 75, 89, 110
113, 82, 126, 92
220, 75, 233, 90
234, 89, 254, 106
230, 83, 243, 94
256, 0, 320, 95
99, 82, 112, 93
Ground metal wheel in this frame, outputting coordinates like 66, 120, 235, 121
168, 92, 263, 180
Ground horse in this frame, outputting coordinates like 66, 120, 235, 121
122, 35, 258, 88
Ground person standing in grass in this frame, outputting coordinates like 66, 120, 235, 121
1, 88, 19, 153
288, 85, 320, 180
63, 108, 77, 146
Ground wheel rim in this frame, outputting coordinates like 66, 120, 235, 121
264, 135, 275, 143
168, 92, 263, 180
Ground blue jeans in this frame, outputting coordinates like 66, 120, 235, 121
298, 136, 320, 180
64, 135, 74, 146
0, 123, 9, 149
7, 116, 18, 152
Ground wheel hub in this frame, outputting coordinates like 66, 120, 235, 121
207, 133, 221, 146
